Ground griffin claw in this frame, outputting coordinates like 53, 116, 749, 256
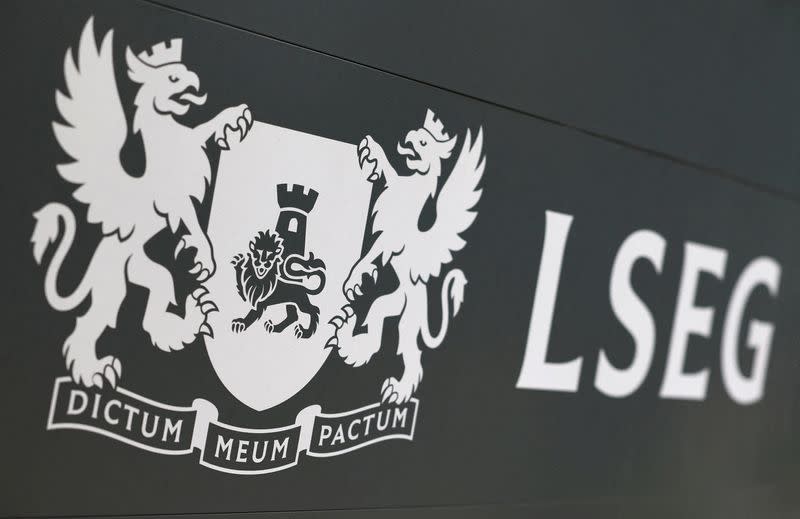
201, 301, 218, 314
325, 336, 338, 349
217, 138, 229, 150
103, 365, 117, 388
368, 172, 379, 182
346, 288, 355, 301
174, 238, 186, 258
199, 323, 214, 338
189, 263, 202, 274
192, 286, 208, 299
342, 304, 354, 318
198, 269, 210, 282
329, 315, 344, 329
238, 116, 249, 137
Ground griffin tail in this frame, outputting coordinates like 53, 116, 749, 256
31, 203, 92, 311
420, 269, 467, 349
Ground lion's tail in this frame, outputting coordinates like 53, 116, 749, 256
31, 203, 92, 311
283, 253, 326, 295
420, 269, 467, 349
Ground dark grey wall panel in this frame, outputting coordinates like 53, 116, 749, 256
157, 0, 800, 197
1, 1, 799, 518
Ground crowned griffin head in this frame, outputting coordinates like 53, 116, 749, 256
125, 39, 207, 120
397, 109, 457, 174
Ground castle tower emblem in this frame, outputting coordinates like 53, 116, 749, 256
275, 183, 318, 256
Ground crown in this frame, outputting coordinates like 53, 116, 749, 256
137, 39, 183, 67
277, 183, 319, 214
423, 109, 451, 142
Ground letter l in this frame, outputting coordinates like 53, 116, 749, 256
516, 211, 582, 393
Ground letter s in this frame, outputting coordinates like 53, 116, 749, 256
595, 230, 666, 397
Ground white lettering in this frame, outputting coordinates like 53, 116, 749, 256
392, 407, 408, 429
66, 389, 88, 416
332, 425, 346, 445
660, 242, 727, 400
236, 440, 249, 463
91, 393, 101, 419
347, 419, 360, 441
516, 211, 581, 392
318, 425, 332, 445
252, 440, 269, 463
140, 411, 159, 438
103, 399, 121, 426
721, 257, 781, 404
596, 230, 665, 397
215, 435, 233, 460
162, 417, 182, 443
122, 403, 139, 431
272, 436, 289, 460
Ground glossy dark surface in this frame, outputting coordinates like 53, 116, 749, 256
2, 1, 798, 517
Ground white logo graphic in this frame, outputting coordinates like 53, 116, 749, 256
328, 110, 485, 404
31, 18, 252, 388
33, 17, 486, 474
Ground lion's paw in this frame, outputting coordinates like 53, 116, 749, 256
231, 318, 246, 334
293, 323, 314, 339
69, 355, 122, 389
380, 375, 418, 405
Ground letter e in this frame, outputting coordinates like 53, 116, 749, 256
660, 242, 727, 400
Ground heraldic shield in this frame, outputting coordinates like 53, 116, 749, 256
204, 122, 372, 411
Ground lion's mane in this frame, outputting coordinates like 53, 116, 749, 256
233, 230, 283, 309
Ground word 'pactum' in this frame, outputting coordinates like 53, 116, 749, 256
517, 211, 781, 405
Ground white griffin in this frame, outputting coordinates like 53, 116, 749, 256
328, 109, 485, 404
31, 18, 252, 388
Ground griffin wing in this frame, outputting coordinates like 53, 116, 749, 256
53, 18, 139, 238
409, 128, 486, 283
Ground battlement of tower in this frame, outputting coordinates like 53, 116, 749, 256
277, 183, 318, 213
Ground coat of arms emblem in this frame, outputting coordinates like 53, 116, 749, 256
33, 17, 486, 474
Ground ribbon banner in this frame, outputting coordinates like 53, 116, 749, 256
47, 377, 419, 475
